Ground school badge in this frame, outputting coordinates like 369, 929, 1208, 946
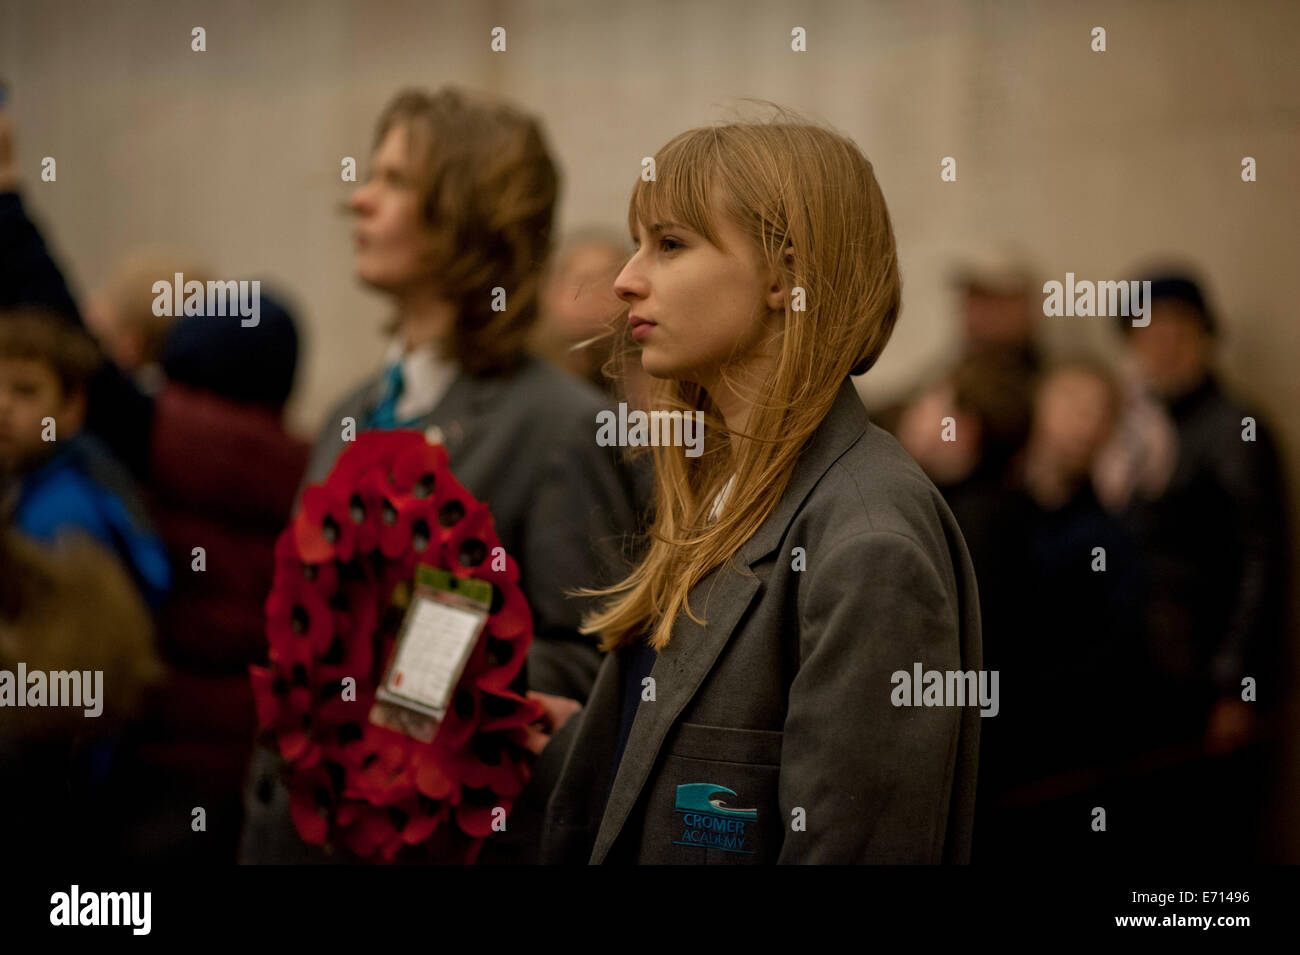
673, 782, 757, 854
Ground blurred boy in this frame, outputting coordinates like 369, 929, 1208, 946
83, 252, 208, 395
0, 310, 170, 608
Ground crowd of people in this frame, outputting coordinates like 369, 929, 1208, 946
0, 83, 1290, 864
888, 265, 1291, 862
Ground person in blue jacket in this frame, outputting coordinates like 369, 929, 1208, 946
0, 309, 170, 609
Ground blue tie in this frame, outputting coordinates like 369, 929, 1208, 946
365, 362, 407, 430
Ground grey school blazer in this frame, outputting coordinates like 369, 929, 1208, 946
531, 377, 982, 864
238, 353, 644, 863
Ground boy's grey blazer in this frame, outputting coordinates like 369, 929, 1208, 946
238, 354, 644, 863
531, 377, 982, 864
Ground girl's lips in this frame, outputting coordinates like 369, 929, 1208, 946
631, 322, 655, 342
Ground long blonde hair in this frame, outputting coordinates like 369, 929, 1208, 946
580, 113, 901, 652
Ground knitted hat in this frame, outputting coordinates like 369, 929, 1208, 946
161, 286, 300, 408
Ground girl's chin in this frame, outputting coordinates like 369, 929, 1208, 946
638, 350, 683, 381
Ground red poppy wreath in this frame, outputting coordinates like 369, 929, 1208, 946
250, 430, 543, 863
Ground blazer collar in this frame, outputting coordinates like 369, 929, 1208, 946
588, 376, 869, 863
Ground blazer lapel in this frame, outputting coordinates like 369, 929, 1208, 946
589, 560, 763, 863
415, 369, 508, 458
587, 376, 871, 863
536, 646, 626, 862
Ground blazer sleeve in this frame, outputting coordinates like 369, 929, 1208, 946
778, 530, 967, 863
517, 418, 643, 703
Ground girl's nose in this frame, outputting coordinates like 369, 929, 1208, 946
614, 257, 646, 302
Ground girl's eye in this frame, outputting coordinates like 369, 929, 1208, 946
659, 236, 683, 253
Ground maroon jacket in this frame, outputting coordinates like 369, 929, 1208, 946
139, 383, 308, 781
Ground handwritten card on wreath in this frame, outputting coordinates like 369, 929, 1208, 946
371, 568, 491, 742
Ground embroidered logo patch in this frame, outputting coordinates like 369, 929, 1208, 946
673, 783, 757, 854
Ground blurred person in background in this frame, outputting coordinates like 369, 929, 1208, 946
0, 311, 171, 609
533, 228, 654, 505
1117, 273, 1289, 754
239, 86, 645, 864
82, 252, 208, 396
901, 354, 1146, 861
0, 90, 311, 862
1112, 272, 1290, 862
1091, 352, 1178, 517
1013, 361, 1138, 764
895, 354, 1034, 705
896, 354, 1031, 860
0, 517, 163, 860
999, 360, 1144, 853
0, 102, 154, 481
874, 250, 1040, 437
1022, 360, 1125, 511
534, 229, 626, 391
0, 311, 166, 859
951, 250, 1043, 379
110, 293, 310, 864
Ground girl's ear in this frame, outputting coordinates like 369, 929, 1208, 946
763, 243, 795, 312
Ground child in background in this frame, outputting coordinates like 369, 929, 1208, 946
0, 309, 170, 609
82, 252, 208, 396
0, 308, 168, 859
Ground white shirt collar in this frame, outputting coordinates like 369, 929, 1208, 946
383, 340, 459, 423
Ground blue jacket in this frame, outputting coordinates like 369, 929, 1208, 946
10, 432, 171, 608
